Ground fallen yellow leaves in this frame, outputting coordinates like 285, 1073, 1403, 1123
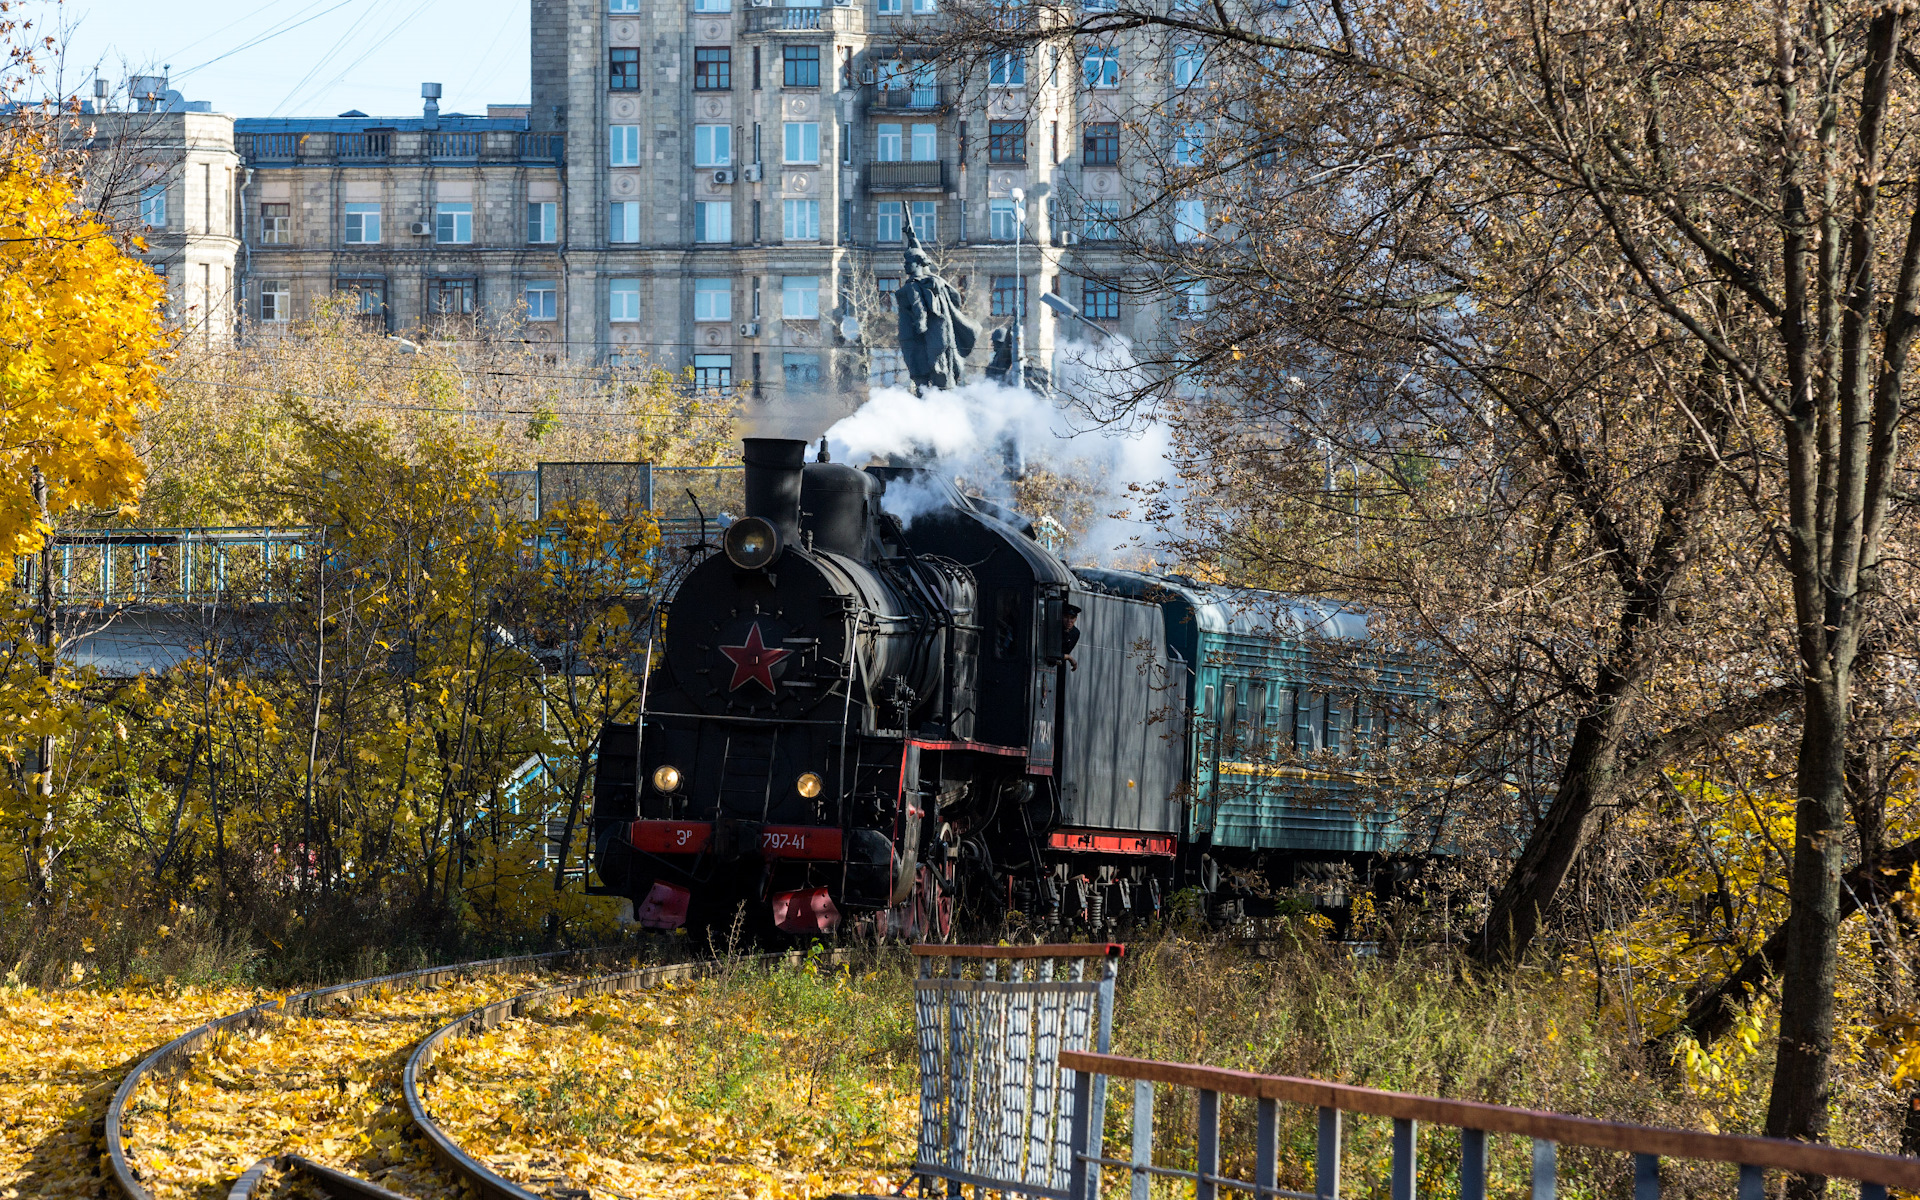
427, 961, 919, 1200
119, 972, 591, 1199
0, 981, 259, 1200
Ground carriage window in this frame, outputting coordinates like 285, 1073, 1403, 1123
1201, 684, 1214, 719
1248, 682, 1268, 755
1276, 688, 1297, 757
1352, 697, 1372, 757
1220, 681, 1238, 753
1325, 694, 1343, 753
1302, 691, 1326, 752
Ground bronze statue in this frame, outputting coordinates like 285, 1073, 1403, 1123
895, 212, 980, 392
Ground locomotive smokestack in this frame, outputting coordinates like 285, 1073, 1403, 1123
741, 437, 807, 550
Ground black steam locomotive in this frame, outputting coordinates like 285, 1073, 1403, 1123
590, 437, 1432, 940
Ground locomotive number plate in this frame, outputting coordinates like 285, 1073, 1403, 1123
625, 820, 844, 860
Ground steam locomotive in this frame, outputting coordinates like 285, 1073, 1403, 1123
589, 437, 1436, 940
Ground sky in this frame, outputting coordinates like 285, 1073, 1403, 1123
32, 0, 533, 120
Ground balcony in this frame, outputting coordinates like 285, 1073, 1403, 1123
866, 160, 948, 192
745, 4, 862, 33
428, 132, 481, 159
865, 82, 947, 112
336, 132, 390, 160
237, 130, 567, 166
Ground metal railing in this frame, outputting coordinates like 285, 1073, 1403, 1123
868, 159, 948, 191
21, 528, 315, 605
518, 131, 564, 160
914, 944, 1124, 1198
335, 132, 389, 159
747, 5, 861, 31
1055, 1050, 1920, 1200
428, 131, 481, 159
869, 82, 947, 110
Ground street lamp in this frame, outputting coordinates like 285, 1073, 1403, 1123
1006, 181, 1051, 393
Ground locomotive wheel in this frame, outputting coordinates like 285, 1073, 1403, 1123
912, 861, 955, 943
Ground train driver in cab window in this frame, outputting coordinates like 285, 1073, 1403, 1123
1061, 603, 1081, 671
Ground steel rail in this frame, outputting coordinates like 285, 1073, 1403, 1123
106, 945, 632, 1200
403, 949, 853, 1200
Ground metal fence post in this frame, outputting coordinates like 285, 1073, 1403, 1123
1459, 1128, 1487, 1200
1531, 1139, 1557, 1200
1391, 1118, 1417, 1200
1068, 1065, 1094, 1200
1197, 1089, 1221, 1200
1316, 1106, 1342, 1200
1130, 1079, 1153, 1200
1737, 1165, 1763, 1200
1633, 1153, 1660, 1200
1256, 1097, 1279, 1199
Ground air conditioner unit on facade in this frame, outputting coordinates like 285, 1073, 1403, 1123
409, 221, 432, 235
751, 0, 772, 8
743, 163, 763, 182
832, 0, 852, 8
861, 68, 875, 84
1054, 229, 1077, 245
738, 321, 760, 337
713, 168, 737, 184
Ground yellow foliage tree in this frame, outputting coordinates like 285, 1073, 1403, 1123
0, 125, 168, 556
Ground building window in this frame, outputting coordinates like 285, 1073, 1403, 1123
610, 49, 640, 89
1174, 44, 1205, 87
1175, 121, 1206, 166
908, 200, 937, 240
783, 199, 820, 240
695, 201, 732, 243
912, 0, 936, 12
1175, 278, 1209, 320
876, 123, 903, 162
693, 0, 730, 11
1174, 198, 1206, 242
695, 47, 732, 90
139, 184, 166, 228
435, 203, 473, 244
693, 124, 731, 166
259, 279, 290, 322
878, 0, 902, 13
344, 202, 381, 244
609, 278, 641, 322
875, 275, 900, 310
337, 279, 387, 328
783, 122, 820, 163
988, 120, 1026, 163
1082, 279, 1119, 321
784, 45, 820, 88
429, 278, 476, 315
694, 277, 732, 321
1084, 122, 1118, 165
259, 202, 289, 244
988, 51, 1025, 87
877, 200, 903, 242
693, 354, 733, 388
1083, 46, 1120, 87
610, 201, 641, 242
610, 0, 638, 9
783, 352, 822, 386
991, 274, 1025, 317
527, 201, 557, 243
525, 280, 557, 320
782, 275, 819, 319
1083, 199, 1120, 240
910, 123, 938, 161
989, 199, 1020, 241
869, 348, 904, 387
610, 124, 641, 166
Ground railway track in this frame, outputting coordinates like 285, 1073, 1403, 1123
104, 947, 847, 1200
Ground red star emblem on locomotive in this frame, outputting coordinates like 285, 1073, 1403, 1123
720, 622, 791, 692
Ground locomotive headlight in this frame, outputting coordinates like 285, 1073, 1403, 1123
795, 771, 824, 799
651, 764, 683, 794
723, 516, 782, 570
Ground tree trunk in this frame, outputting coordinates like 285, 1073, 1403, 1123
1765, 677, 1849, 1167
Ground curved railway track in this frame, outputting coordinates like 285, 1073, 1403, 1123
104, 947, 630, 1200
104, 947, 848, 1200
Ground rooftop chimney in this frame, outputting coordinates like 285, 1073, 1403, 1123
421, 81, 442, 128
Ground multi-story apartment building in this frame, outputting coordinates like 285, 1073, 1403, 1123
204, 0, 1185, 406
80, 101, 243, 344
234, 93, 566, 337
